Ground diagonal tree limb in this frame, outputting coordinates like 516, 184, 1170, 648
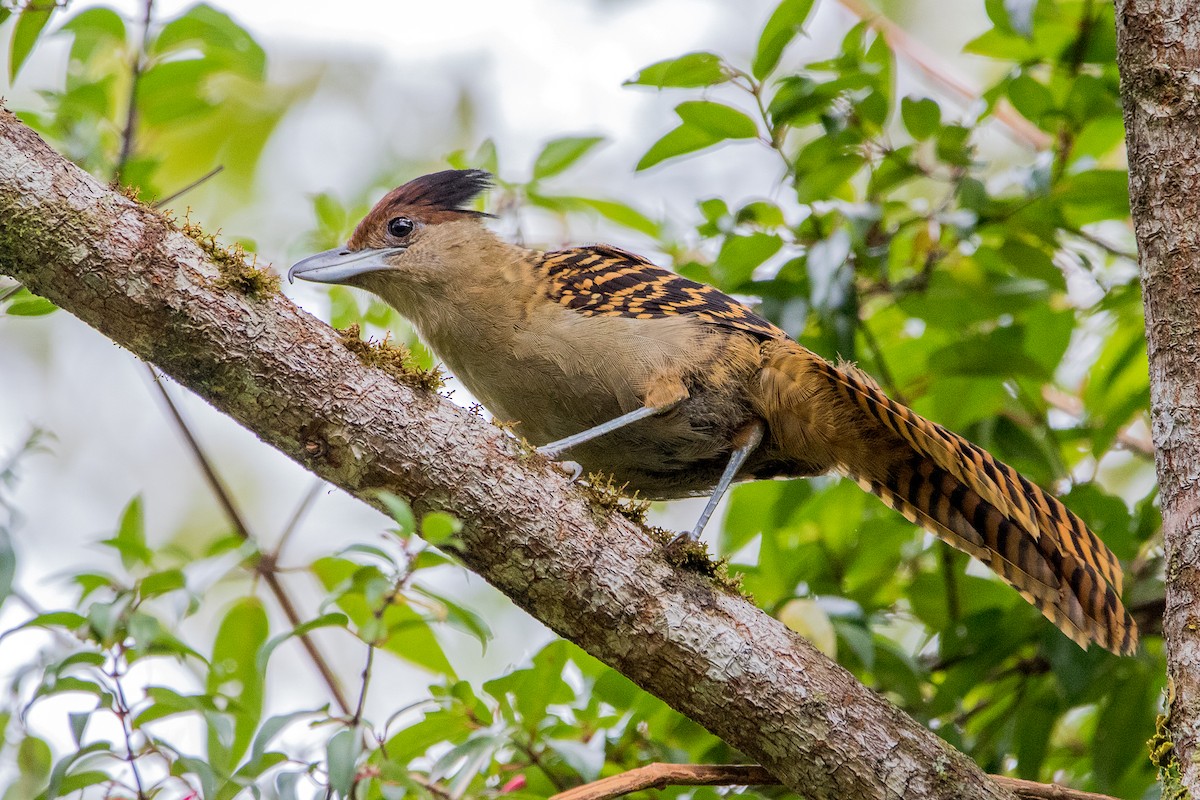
0, 109, 1020, 800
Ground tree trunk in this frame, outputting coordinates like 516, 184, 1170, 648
1115, 0, 1200, 793
0, 108, 1017, 800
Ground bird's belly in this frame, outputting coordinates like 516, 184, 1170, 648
457, 353, 799, 499
428, 311, 805, 498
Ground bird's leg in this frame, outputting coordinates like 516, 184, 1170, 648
672, 420, 766, 545
537, 400, 682, 459
538, 376, 689, 459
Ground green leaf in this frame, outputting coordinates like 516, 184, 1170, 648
928, 325, 1049, 379
136, 59, 217, 125
545, 737, 604, 781
35, 675, 111, 704
4, 286, 57, 316
67, 712, 90, 747
9, 3, 55, 81
249, 708, 322, 765
433, 731, 505, 792
207, 597, 269, 773
420, 511, 462, 546
311, 557, 455, 676
637, 101, 758, 171
576, 198, 661, 237
140, 568, 186, 599
528, 194, 661, 237
413, 585, 491, 648
384, 708, 472, 764
753, 0, 816, 79
177, 755, 219, 800
532, 136, 604, 180
51, 651, 107, 676
1007, 73, 1054, 125
714, 232, 782, 288
16, 736, 51, 797
152, 2, 265, 79
0, 526, 13, 608
1057, 169, 1130, 224
900, 96, 940, 139
376, 491, 416, 536
935, 124, 974, 167
135, 686, 222, 726
56, 770, 111, 796
379, 602, 456, 676
1094, 667, 1157, 787
275, 771, 303, 800
328, 286, 362, 330
625, 51, 729, 88
100, 495, 150, 569
677, 100, 759, 139
484, 640, 572, 730
43, 741, 110, 800
60, 8, 127, 65
20, 611, 87, 632
736, 200, 786, 228
326, 728, 360, 799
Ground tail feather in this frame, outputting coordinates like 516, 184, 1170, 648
827, 366, 1125, 596
756, 340, 1138, 655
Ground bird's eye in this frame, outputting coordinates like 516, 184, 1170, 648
387, 216, 415, 238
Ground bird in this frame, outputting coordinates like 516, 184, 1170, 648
289, 168, 1137, 655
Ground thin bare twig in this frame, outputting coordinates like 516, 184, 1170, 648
114, 0, 154, 181
152, 165, 225, 209
146, 368, 352, 714
110, 654, 149, 800
1042, 385, 1154, 456
518, 739, 569, 794
549, 763, 1119, 800
939, 540, 961, 624
835, 0, 1052, 151
551, 763, 774, 800
857, 317, 907, 404
271, 477, 325, 560
1068, 226, 1138, 262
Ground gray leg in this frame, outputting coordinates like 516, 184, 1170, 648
673, 421, 765, 544
537, 401, 680, 459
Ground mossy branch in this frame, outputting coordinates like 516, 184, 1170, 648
0, 109, 1021, 800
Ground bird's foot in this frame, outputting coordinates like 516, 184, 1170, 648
547, 459, 584, 482
667, 528, 700, 548
662, 529, 712, 570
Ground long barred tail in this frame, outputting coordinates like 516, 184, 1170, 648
755, 340, 1137, 655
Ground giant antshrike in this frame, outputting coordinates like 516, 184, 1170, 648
290, 169, 1136, 655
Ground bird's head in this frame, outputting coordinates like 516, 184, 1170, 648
288, 169, 494, 294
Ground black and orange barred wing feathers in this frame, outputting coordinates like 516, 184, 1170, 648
535, 245, 785, 340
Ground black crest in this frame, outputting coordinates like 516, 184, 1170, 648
391, 169, 493, 215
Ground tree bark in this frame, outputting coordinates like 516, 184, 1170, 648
0, 109, 1016, 800
1115, 1, 1200, 793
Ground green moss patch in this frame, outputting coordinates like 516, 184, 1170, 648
178, 214, 280, 300
337, 323, 444, 391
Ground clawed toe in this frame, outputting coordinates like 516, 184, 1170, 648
548, 459, 584, 482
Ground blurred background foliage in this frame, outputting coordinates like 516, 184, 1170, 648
0, 0, 1162, 798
